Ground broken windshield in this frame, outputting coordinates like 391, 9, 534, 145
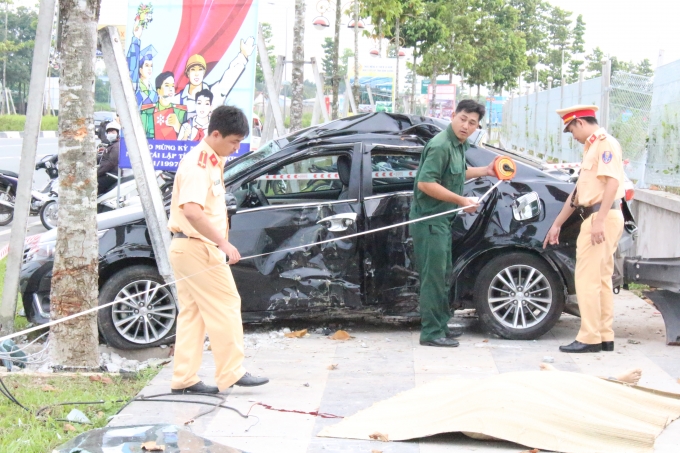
224, 140, 281, 182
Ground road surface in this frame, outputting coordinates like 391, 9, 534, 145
0, 138, 59, 249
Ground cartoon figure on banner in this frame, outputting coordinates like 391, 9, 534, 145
140, 71, 188, 139
178, 89, 212, 141
126, 4, 157, 107
173, 37, 256, 118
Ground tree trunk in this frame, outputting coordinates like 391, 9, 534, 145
48, 0, 101, 368
330, 0, 341, 120
393, 18, 400, 112
289, 0, 305, 131
352, 0, 360, 109
410, 51, 416, 114
429, 64, 438, 113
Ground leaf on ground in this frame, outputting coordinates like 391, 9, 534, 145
327, 364, 338, 370
101, 376, 114, 385
369, 432, 389, 442
329, 330, 351, 340
41, 384, 59, 392
519, 449, 540, 453
285, 329, 308, 338
63, 423, 76, 432
89, 375, 102, 382
141, 441, 166, 451
482, 339, 489, 343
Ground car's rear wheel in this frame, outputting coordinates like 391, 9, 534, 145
474, 252, 564, 340
98, 265, 177, 350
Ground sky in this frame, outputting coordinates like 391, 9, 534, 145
22, 0, 680, 80
547, 0, 680, 66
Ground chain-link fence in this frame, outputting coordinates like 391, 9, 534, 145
499, 67, 669, 185
609, 72, 653, 180
642, 59, 680, 187
500, 75, 606, 164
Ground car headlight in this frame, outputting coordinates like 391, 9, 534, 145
24, 229, 108, 264
513, 192, 541, 221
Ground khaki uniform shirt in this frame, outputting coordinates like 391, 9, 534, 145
575, 128, 625, 207
409, 125, 468, 225
168, 140, 228, 245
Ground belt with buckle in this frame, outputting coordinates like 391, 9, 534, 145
575, 201, 621, 220
173, 232, 189, 239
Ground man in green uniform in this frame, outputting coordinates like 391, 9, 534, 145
410, 100, 498, 347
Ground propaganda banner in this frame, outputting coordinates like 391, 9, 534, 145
120, 0, 259, 170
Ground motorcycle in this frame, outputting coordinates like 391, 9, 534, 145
39, 170, 176, 230
0, 154, 60, 226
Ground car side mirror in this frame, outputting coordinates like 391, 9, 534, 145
225, 191, 238, 215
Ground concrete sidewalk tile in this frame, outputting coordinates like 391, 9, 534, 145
208, 436, 311, 453
308, 436, 419, 452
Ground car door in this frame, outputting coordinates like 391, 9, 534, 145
227, 143, 364, 319
361, 145, 494, 316
361, 145, 423, 315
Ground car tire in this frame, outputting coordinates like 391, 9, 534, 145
98, 265, 177, 350
473, 252, 564, 340
39, 200, 58, 230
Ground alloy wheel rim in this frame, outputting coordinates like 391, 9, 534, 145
111, 280, 176, 344
487, 264, 553, 329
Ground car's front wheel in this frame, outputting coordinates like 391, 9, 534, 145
473, 252, 564, 340
98, 265, 177, 350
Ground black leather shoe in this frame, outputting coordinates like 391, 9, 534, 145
171, 381, 219, 394
446, 329, 463, 339
234, 372, 269, 387
559, 341, 602, 353
420, 337, 459, 347
602, 341, 614, 352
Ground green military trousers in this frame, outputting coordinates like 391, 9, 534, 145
411, 221, 453, 342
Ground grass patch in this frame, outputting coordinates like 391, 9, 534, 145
0, 258, 28, 331
0, 367, 162, 453
628, 283, 650, 298
0, 115, 59, 132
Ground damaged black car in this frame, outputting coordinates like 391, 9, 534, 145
20, 113, 638, 349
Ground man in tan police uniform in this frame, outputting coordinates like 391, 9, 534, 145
543, 105, 626, 353
169, 105, 268, 393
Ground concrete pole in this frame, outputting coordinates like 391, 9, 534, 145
311, 57, 330, 123
262, 55, 284, 143
0, 0, 56, 335
98, 26, 175, 298
366, 85, 375, 107
352, 0, 359, 107
258, 24, 286, 136
545, 77, 553, 161
533, 78, 538, 153
344, 76, 357, 115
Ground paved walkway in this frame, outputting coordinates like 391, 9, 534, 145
110, 290, 680, 452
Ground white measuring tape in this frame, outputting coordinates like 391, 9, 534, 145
255, 170, 417, 181
0, 180, 504, 343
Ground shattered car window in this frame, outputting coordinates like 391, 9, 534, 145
371, 152, 420, 194
224, 140, 281, 182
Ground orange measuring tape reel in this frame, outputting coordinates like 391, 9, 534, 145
493, 156, 517, 180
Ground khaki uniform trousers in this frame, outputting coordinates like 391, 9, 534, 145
574, 210, 624, 344
169, 238, 246, 391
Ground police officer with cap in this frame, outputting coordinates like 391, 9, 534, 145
544, 105, 626, 353
168, 105, 269, 393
